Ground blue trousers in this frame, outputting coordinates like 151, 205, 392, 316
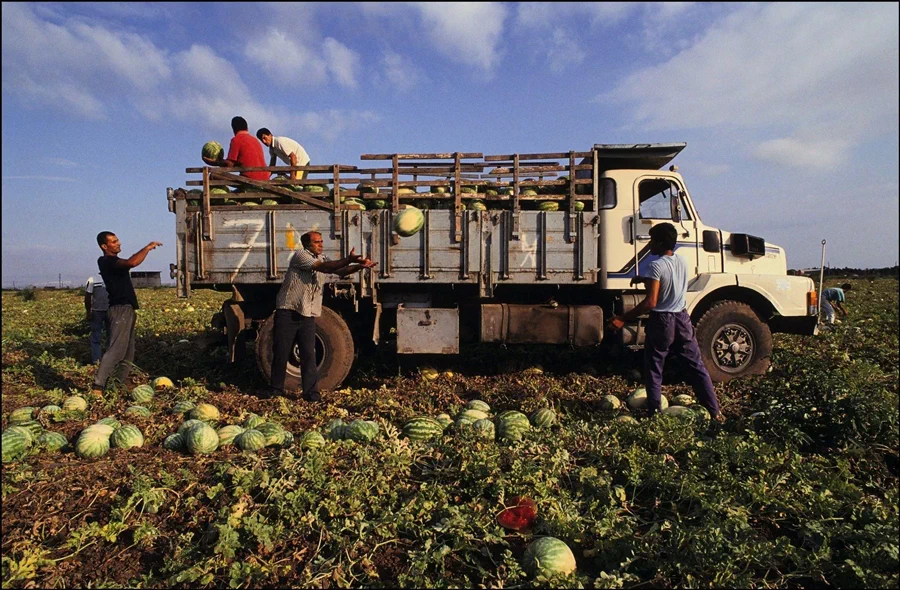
89, 310, 110, 363
644, 310, 720, 415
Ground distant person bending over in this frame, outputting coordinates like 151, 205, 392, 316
256, 128, 311, 181
91, 232, 162, 397
266, 231, 375, 402
821, 283, 852, 325
606, 223, 725, 423
84, 276, 110, 364
202, 116, 270, 186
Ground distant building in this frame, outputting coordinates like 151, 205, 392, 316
131, 271, 162, 288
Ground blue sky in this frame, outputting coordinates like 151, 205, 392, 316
2, 2, 898, 288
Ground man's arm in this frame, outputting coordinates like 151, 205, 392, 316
113, 242, 163, 269
311, 247, 366, 273
333, 260, 377, 278
607, 279, 660, 331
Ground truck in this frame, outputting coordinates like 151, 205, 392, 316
168, 142, 819, 391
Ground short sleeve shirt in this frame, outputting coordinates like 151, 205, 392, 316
823, 287, 845, 303
647, 254, 688, 313
97, 256, 138, 309
276, 249, 329, 317
227, 131, 270, 181
85, 276, 109, 311
270, 136, 310, 167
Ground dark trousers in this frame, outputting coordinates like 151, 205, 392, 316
93, 305, 136, 390
644, 310, 720, 415
89, 310, 110, 363
271, 309, 319, 397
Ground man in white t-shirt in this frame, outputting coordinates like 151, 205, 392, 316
84, 276, 110, 363
256, 128, 310, 180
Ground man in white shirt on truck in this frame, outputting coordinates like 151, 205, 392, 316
256, 128, 310, 181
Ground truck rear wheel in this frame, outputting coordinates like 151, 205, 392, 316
255, 307, 355, 392
694, 301, 772, 383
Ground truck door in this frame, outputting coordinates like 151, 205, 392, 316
632, 176, 699, 278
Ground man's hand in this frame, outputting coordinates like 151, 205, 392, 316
202, 156, 219, 166
360, 258, 377, 269
147, 241, 163, 250
346, 247, 365, 264
607, 315, 626, 332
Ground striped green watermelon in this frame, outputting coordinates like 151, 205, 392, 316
599, 395, 622, 411
472, 419, 495, 440
9, 407, 37, 424
236, 429, 266, 451
430, 185, 449, 194
467, 200, 487, 211
367, 199, 388, 210
125, 405, 152, 418
692, 406, 711, 422
38, 431, 69, 452
256, 422, 286, 446
97, 416, 121, 430
75, 429, 110, 459
403, 417, 443, 442
465, 400, 491, 413
110, 425, 144, 449
454, 416, 475, 431
261, 199, 279, 206
2, 427, 33, 462
163, 433, 185, 451
497, 411, 531, 441
171, 400, 196, 415
40, 405, 62, 416
661, 406, 694, 419
63, 396, 88, 412
130, 385, 154, 404
304, 184, 327, 193
522, 537, 577, 578
217, 425, 245, 447
324, 419, 347, 441
616, 415, 638, 425
178, 419, 205, 435
190, 403, 220, 422
529, 408, 556, 429
202, 141, 224, 161
344, 419, 379, 443
458, 409, 489, 422
671, 394, 695, 407
393, 207, 425, 237
298, 431, 326, 450
82, 423, 115, 438
280, 431, 295, 448
15, 420, 44, 440
574, 200, 585, 212
185, 422, 218, 455
243, 413, 265, 429
435, 414, 453, 429
537, 201, 559, 211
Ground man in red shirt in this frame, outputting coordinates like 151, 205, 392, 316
202, 116, 269, 182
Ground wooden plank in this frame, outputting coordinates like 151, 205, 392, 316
360, 152, 483, 160
484, 152, 591, 161
208, 170, 332, 210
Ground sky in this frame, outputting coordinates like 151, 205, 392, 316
2, 1, 898, 288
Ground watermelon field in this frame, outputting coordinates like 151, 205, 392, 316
2, 278, 898, 588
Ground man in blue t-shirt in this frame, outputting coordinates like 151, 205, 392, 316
607, 223, 724, 422
821, 283, 851, 325
91, 232, 162, 397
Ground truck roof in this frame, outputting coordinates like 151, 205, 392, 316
592, 143, 686, 171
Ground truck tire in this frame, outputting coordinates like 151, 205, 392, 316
694, 301, 772, 383
255, 307, 355, 392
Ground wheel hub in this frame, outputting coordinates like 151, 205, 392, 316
711, 323, 754, 373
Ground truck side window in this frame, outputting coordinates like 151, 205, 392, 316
598, 178, 616, 209
638, 179, 690, 220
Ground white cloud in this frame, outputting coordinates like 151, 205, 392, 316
752, 137, 851, 170
244, 28, 328, 86
412, 2, 508, 73
295, 110, 381, 144
515, 2, 634, 28
323, 38, 360, 89
379, 50, 427, 91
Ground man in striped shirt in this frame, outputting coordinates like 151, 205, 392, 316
267, 231, 375, 401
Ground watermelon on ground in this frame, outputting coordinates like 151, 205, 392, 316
522, 537, 577, 578
236, 429, 266, 452
497, 411, 531, 441
185, 422, 218, 455
2, 427, 33, 463
472, 419, 495, 440
403, 417, 443, 442
38, 431, 69, 453
298, 431, 326, 450
530, 408, 556, 428
466, 400, 491, 413
131, 384, 154, 404
75, 429, 110, 459
344, 419, 379, 443
110, 425, 144, 449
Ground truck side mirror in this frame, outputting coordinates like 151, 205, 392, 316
702, 230, 720, 253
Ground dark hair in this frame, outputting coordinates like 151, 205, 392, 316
97, 231, 115, 247
231, 116, 248, 133
841, 283, 852, 291
301, 231, 321, 248
649, 222, 677, 251
256, 128, 271, 141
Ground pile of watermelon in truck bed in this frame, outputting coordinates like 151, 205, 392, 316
168, 143, 818, 392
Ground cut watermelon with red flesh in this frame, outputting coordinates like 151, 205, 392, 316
497, 496, 538, 531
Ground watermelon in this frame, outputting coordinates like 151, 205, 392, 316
243, 413, 266, 429
75, 429, 110, 459
403, 417, 444, 442
466, 400, 491, 413
538, 201, 559, 212
298, 431, 326, 450
472, 419, 495, 440
15, 420, 44, 440
40, 405, 62, 416
356, 183, 378, 194
523, 537, 577, 578
692, 406, 712, 422
97, 417, 121, 430
661, 406, 694, 419
529, 408, 556, 429
82, 423, 115, 438
574, 200, 585, 212
261, 199, 279, 206
367, 199, 388, 210
245, 201, 260, 207
599, 395, 622, 411
671, 394, 695, 407
458, 409, 489, 422
235, 429, 266, 452
63, 396, 88, 412
210, 187, 230, 195
125, 405, 152, 418
454, 417, 475, 431
521, 189, 538, 197
393, 207, 425, 237
171, 400, 196, 415
460, 186, 477, 194
616, 415, 638, 424
110, 425, 144, 449
202, 141, 224, 161
190, 403, 220, 422
344, 419, 379, 443
304, 184, 327, 193
522, 366, 544, 375
342, 197, 366, 208
435, 414, 453, 429
2, 427, 33, 462
497, 495, 538, 531
420, 367, 439, 381
152, 376, 175, 390
38, 431, 69, 452
9, 407, 37, 424
130, 384, 154, 404
185, 422, 218, 455
497, 411, 531, 441
256, 422, 286, 446
163, 433, 185, 451
216, 425, 245, 447
467, 200, 487, 211
625, 387, 647, 410
280, 431, 295, 448
177, 419, 205, 435
430, 185, 449, 194
324, 418, 347, 441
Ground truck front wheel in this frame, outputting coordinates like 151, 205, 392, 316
694, 301, 772, 383
255, 307, 355, 392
